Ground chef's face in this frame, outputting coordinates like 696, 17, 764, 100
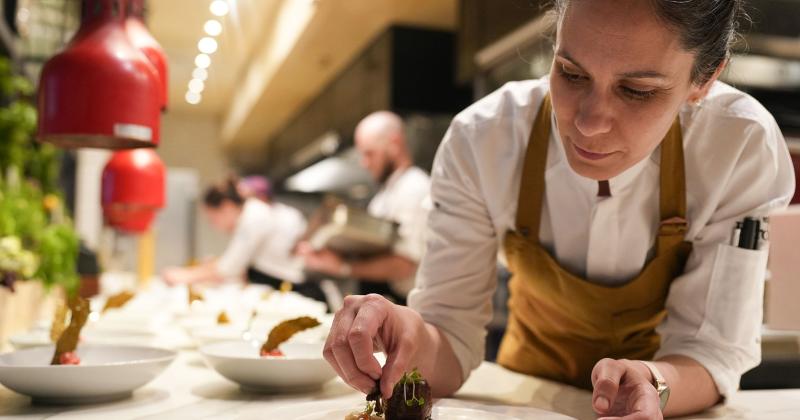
355, 136, 395, 185
203, 202, 240, 234
549, 0, 715, 181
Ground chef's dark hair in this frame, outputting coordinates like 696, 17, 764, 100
203, 178, 244, 208
553, 0, 745, 84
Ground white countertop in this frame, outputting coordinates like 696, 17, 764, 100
3, 278, 799, 419
2, 350, 799, 420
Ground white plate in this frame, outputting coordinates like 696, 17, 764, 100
259, 397, 577, 420
190, 325, 247, 346
200, 340, 336, 392
0, 344, 176, 404
9, 331, 51, 349
296, 407, 520, 420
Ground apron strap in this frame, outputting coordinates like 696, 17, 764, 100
514, 94, 552, 239
657, 117, 688, 254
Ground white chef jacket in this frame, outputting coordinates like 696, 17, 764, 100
368, 166, 431, 297
408, 77, 795, 398
216, 199, 307, 283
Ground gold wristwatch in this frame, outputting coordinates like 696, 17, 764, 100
640, 361, 670, 412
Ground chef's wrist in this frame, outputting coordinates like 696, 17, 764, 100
629, 359, 655, 383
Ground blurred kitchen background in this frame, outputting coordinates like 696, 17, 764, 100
0, 0, 798, 384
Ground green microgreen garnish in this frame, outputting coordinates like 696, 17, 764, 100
401, 368, 426, 407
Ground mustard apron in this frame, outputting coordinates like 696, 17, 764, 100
496, 94, 693, 390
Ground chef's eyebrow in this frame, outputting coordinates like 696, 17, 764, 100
555, 50, 668, 80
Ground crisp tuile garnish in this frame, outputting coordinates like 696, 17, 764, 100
102, 290, 135, 313
279, 281, 293, 294
188, 285, 203, 304
49, 299, 68, 342
259, 316, 320, 354
51, 295, 90, 365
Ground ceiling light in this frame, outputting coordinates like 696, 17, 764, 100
210, 0, 229, 17
188, 78, 205, 93
185, 91, 201, 105
192, 67, 208, 81
204, 19, 222, 36
198, 37, 218, 54
194, 53, 211, 68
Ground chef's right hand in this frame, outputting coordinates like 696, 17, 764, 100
161, 267, 188, 286
324, 293, 428, 399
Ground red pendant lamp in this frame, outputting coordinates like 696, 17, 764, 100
126, 0, 168, 111
101, 149, 166, 234
38, 0, 161, 149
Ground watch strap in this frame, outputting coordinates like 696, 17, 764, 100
640, 360, 669, 411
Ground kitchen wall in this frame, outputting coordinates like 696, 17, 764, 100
74, 112, 232, 273
156, 112, 230, 262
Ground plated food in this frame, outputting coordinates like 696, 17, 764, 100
101, 290, 136, 313
0, 344, 176, 404
263, 397, 562, 420
188, 285, 203, 304
347, 369, 432, 420
199, 340, 336, 392
259, 316, 320, 357
51, 295, 89, 365
217, 311, 231, 325
198, 312, 330, 391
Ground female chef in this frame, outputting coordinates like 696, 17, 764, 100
323, 0, 795, 418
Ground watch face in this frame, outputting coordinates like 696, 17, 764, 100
659, 386, 671, 410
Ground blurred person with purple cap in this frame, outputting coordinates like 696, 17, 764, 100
238, 175, 272, 203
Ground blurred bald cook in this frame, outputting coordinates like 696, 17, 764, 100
300, 111, 431, 304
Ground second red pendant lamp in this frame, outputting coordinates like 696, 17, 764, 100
38, 0, 162, 149
101, 148, 166, 234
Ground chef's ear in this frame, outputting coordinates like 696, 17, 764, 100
687, 59, 728, 105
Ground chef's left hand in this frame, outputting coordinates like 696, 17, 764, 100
591, 358, 662, 420
297, 242, 345, 276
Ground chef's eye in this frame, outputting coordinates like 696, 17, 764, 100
558, 64, 587, 83
620, 85, 657, 101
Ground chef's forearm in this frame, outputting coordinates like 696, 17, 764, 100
651, 355, 721, 417
414, 322, 465, 398
350, 254, 417, 281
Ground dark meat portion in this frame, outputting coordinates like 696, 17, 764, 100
366, 382, 384, 416
384, 371, 432, 420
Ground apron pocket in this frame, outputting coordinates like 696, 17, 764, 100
697, 244, 768, 347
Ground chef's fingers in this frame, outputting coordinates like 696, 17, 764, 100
592, 358, 625, 414
347, 294, 388, 382
323, 301, 352, 380
322, 297, 364, 390
380, 328, 415, 399
324, 296, 374, 393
